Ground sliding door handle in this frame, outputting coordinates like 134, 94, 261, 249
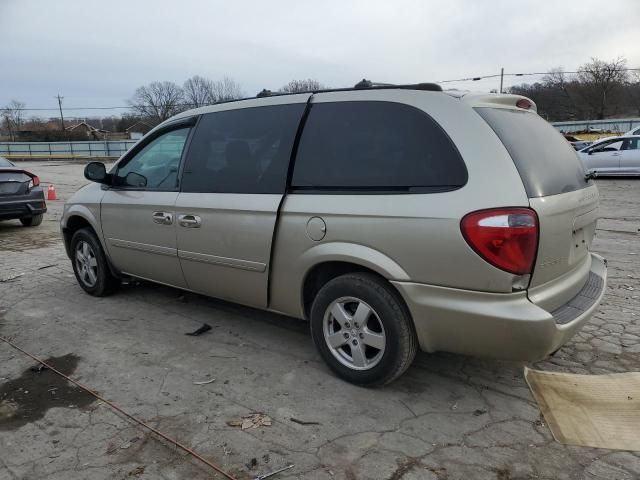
152, 211, 173, 225
178, 214, 202, 228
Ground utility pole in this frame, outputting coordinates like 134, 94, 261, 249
499, 68, 504, 94
55, 94, 65, 132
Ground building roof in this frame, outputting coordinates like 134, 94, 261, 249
125, 120, 152, 132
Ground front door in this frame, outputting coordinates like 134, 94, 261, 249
583, 138, 623, 174
101, 124, 192, 288
175, 99, 308, 307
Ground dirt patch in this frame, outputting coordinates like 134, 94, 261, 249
0, 225, 61, 251
0, 354, 94, 430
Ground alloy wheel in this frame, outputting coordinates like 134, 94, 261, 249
75, 240, 98, 287
322, 296, 386, 370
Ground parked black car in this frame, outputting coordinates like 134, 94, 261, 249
0, 157, 47, 226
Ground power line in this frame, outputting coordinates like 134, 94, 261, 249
10, 67, 640, 112
13, 104, 201, 112
439, 68, 640, 84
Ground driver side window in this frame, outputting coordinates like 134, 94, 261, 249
115, 127, 190, 189
591, 139, 623, 153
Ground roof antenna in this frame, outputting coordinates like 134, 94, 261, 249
256, 89, 273, 98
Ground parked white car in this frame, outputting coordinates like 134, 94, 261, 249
578, 135, 640, 176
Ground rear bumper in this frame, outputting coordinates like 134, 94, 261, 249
392, 253, 607, 361
0, 188, 47, 220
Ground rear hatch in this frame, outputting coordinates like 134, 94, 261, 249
0, 170, 31, 195
475, 105, 598, 311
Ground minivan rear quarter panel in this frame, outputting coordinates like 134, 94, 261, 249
269, 90, 532, 318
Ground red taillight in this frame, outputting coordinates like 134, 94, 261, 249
461, 208, 538, 275
31, 175, 40, 187
516, 98, 532, 110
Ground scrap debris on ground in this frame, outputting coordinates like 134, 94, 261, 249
525, 367, 640, 451
185, 323, 212, 336
227, 413, 273, 430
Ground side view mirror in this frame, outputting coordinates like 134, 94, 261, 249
84, 162, 108, 183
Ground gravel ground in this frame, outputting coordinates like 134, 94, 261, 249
0, 161, 638, 480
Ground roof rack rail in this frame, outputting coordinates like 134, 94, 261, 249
251, 80, 443, 100
353, 79, 442, 92
410, 83, 443, 92
354, 79, 396, 88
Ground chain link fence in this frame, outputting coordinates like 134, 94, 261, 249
0, 140, 137, 160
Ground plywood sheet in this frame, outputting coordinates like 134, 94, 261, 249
525, 367, 640, 451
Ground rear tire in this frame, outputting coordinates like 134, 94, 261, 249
20, 214, 43, 227
70, 228, 119, 296
310, 273, 418, 387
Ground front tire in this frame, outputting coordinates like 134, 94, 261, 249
310, 273, 418, 387
20, 214, 43, 227
70, 228, 119, 296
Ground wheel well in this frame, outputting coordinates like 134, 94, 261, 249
63, 215, 123, 279
302, 262, 398, 319
63, 216, 94, 255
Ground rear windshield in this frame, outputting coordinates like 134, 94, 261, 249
0, 172, 29, 182
475, 107, 589, 197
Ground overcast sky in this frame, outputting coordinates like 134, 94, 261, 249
1, 0, 639, 118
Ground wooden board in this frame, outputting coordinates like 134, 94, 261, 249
525, 367, 640, 451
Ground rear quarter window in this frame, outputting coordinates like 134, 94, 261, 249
475, 107, 589, 197
291, 101, 467, 192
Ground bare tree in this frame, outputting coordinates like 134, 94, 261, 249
508, 57, 639, 121
1, 99, 26, 141
128, 81, 185, 124
541, 67, 582, 119
279, 79, 325, 93
208, 76, 244, 103
625, 70, 640, 116
183, 75, 214, 108
576, 57, 629, 119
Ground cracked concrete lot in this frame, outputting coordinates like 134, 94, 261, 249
1, 161, 639, 480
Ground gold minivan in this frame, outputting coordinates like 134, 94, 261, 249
62, 82, 607, 386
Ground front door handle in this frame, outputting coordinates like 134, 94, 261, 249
178, 214, 202, 228
152, 211, 173, 225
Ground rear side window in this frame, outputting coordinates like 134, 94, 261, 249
475, 108, 589, 197
181, 104, 305, 194
291, 101, 467, 192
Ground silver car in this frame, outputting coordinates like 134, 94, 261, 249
578, 135, 640, 176
62, 83, 607, 386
